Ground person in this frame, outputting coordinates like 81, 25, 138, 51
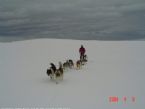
79, 45, 86, 60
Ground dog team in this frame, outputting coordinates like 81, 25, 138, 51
46, 45, 88, 84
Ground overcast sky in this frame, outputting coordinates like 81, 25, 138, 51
0, 0, 145, 40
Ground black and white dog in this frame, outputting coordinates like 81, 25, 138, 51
80, 54, 88, 65
46, 63, 56, 80
46, 67, 55, 80
63, 61, 69, 71
46, 62, 64, 84
68, 59, 74, 69
63, 59, 74, 70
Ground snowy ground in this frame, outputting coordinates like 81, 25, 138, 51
0, 39, 145, 109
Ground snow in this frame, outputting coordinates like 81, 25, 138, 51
0, 39, 145, 109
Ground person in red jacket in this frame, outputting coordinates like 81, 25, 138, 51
79, 45, 86, 60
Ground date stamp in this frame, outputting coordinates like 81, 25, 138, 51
109, 96, 136, 103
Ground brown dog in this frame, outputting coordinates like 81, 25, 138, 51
55, 62, 64, 84
76, 60, 82, 70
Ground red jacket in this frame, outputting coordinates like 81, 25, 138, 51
79, 47, 85, 54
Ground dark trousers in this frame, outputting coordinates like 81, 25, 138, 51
80, 53, 84, 60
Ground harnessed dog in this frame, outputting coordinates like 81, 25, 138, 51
80, 54, 88, 65
55, 62, 64, 84
46, 67, 55, 80
76, 60, 82, 70
68, 59, 74, 69
46, 63, 63, 84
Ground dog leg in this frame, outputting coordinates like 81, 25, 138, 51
56, 76, 62, 84
50, 74, 53, 80
55, 76, 58, 84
